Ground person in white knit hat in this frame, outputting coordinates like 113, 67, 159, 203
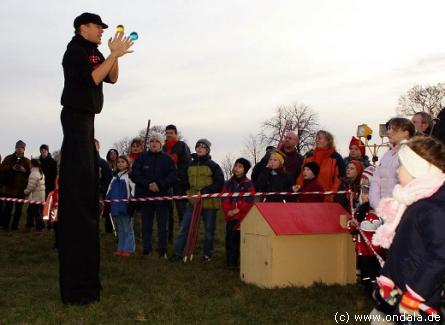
371, 136, 445, 323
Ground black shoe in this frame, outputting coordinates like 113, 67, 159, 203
142, 250, 151, 256
158, 252, 168, 260
169, 255, 182, 262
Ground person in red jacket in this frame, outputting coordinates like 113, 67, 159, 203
221, 158, 255, 270
293, 162, 324, 202
347, 165, 382, 298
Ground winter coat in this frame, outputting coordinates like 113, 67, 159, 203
221, 176, 255, 229
347, 202, 383, 256
296, 148, 345, 195
130, 150, 177, 206
106, 171, 135, 216
380, 183, 445, 309
98, 156, 112, 198
39, 154, 57, 194
251, 152, 271, 188
369, 147, 399, 210
298, 178, 324, 202
334, 177, 361, 211
0, 153, 31, 197
255, 168, 293, 202
432, 108, 445, 145
163, 139, 192, 194
24, 167, 45, 202
181, 153, 224, 209
282, 148, 304, 185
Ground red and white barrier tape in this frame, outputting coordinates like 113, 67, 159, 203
0, 190, 351, 205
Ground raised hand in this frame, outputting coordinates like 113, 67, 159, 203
108, 32, 134, 58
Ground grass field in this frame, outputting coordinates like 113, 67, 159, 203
0, 209, 373, 325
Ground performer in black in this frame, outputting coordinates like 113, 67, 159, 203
59, 12, 133, 305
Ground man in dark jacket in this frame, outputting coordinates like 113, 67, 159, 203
39, 144, 57, 198
58, 12, 133, 305
432, 108, 445, 145
162, 124, 191, 242
0, 140, 31, 231
279, 131, 304, 185
131, 133, 177, 258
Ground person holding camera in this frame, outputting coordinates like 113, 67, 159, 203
0, 140, 31, 231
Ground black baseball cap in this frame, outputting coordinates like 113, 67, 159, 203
74, 13, 108, 29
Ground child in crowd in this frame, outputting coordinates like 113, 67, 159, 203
255, 150, 293, 202
130, 133, 176, 258
347, 166, 382, 298
292, 162, 324, 202
128, 138, 143, 167
334, 160, 363, 211
106, 155, 136, 257
24, 159, 46, 232
371, 136, 445, 321
221, 158, 255, 269
106, 149, 119, 173
344, 136, 371, 168
170, 139, 224, 262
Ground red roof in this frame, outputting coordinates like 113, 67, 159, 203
254, 202, 351, 235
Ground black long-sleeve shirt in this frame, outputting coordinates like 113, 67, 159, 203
61, 34, 113, 114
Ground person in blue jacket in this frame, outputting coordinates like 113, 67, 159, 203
130, 133, 176, 258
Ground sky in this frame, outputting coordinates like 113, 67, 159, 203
1, 0, 445, 164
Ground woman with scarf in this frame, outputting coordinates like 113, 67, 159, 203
296, 130, 345, 200
371, 136, 445, 323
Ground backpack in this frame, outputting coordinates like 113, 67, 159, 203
107, 174, 130, 216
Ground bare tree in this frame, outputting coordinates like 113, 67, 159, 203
243, 133, 265, 165
260, 103, 319, 154
220, 152, 236, 180
112, 136, 131, 155
397, 83, 445, 117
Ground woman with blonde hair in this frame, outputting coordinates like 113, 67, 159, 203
296, 130, 345, 196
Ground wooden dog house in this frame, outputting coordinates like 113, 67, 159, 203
240, 202, 356, 288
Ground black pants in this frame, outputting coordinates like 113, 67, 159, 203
225, 220, 240, 267
358, 255, 381, 298
26, 204, 44, 230
2, 196, 23, 230
58, 108, 101, 305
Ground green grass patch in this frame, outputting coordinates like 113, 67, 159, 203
0, 212, 372, 324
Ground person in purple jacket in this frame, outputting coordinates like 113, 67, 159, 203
369, 118, 415, 210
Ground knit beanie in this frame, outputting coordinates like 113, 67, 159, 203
304, 161, 320, 177
234, 158, 251, 174
349, 136, 365, 156
270, 150, 286, 166
149, 133, 165, 146
398, 141, 443, 178
195, 138, 212, 153
361, 165, 375, 182
15, 140, 26, 148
